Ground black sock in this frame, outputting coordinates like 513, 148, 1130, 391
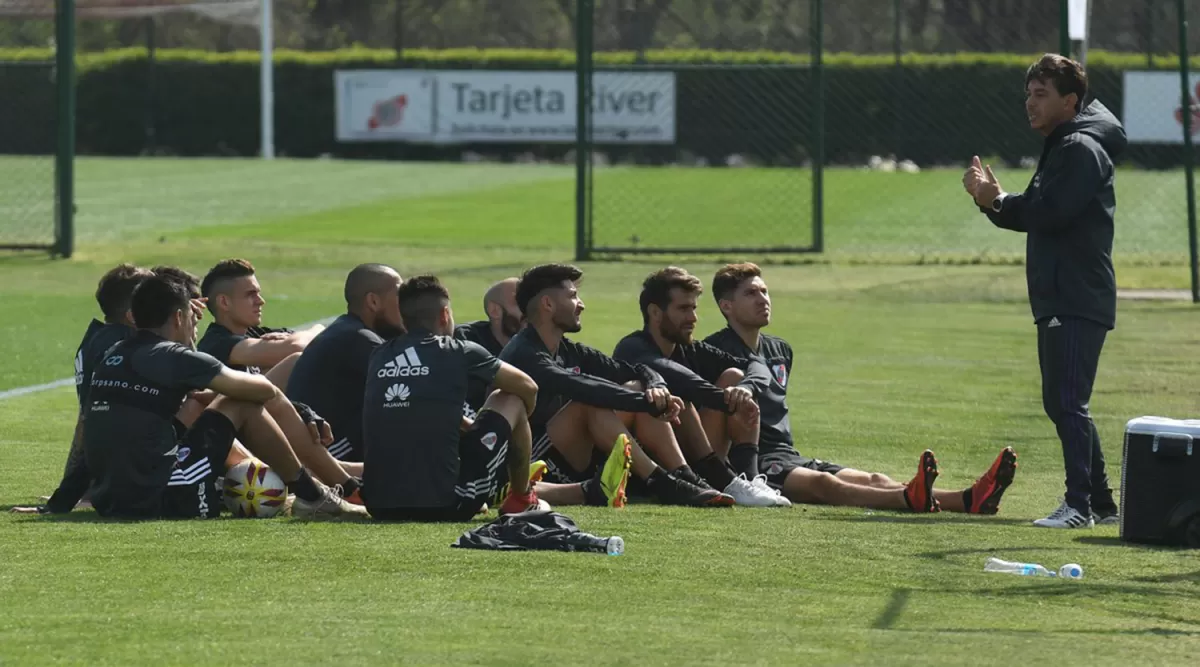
961, 488, 973, 511
340, 476, 361, 498
728, 443, 759, 479
288, 469, 321, 502
691, 454, 736, 490
580, 478, 608, 506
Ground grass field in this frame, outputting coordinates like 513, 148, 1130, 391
2, 158, 1200, 665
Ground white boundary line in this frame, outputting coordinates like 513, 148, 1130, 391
0, 316, 337, 403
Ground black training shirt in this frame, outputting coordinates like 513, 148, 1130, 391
362, 328, 500, 509
612, 329, 771, 412
287, 314, 383, 462
83, 331, 224, 518
704, 327, 795, 456
498, 327, 667, 429
453, 320, 504, 419
197, 323, 290, 374
74, 319, 135, 408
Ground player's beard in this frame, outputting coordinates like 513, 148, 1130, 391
661, 320, 692, 345
556, 309, 582, 334
500, 312, 523, 338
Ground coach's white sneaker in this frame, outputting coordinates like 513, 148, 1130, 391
1032, 499, 1093, 529
723, 474, 783, 507
293, 484, 369, 519
751, 474, 792, 507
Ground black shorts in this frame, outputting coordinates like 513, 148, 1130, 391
369, 410, 512, 522
760, 449, 845, 491
162, 411, 237, 519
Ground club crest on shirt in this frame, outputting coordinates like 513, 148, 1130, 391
766, 461, 784, 476
481, 432, 498, 451
566, 366, 581, 375
772, 363, 788, 388
176, 446, 191, 463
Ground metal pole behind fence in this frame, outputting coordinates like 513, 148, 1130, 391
260, 0, 275, 160
55, 0, 75, 258
811, 0, 824, 253
575, 0, 593, 261
1060, 0, 1071, 56
1177, 0, 1200, 303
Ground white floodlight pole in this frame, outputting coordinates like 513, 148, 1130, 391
260, 0, 275, 159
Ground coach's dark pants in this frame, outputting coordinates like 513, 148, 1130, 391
1037, 316, 1115, 515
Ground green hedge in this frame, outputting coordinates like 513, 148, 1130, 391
0, 47, 1190, 166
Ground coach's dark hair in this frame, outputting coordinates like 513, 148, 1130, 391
396, 274, 450, 330
95, 263, 154, 322
640, 267, 702, 326
1025, 53, 1088, 112
131, 275, 193, 330
516, 263, 583, 316
711, 262, 763, 305
200, 258, 256, 306
151, 265, 201, 300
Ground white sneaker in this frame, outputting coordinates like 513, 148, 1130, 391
293, 484, 369, 519
1032, 499, 1093, 529
752, 474, 792, 507
724, 474, 783, 507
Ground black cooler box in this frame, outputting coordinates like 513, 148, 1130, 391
1121, 416, 1200, 547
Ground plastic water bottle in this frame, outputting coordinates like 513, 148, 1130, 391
984, 557, 1055, 577
566, 533, 625, 556
984, 557, 1084, 579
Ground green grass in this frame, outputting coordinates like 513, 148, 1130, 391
3, 158, 1200, 665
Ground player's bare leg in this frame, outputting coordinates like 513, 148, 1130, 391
546, 401, 729, 507
207, 396, 365, 517
261, 392, 354, 487
263, 351, 301, 392
781, 450, 941, 513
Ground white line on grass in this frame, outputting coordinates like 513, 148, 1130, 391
0, 316, 337, 403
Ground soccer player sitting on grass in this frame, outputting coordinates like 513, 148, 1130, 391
704, 262, 1018, 514
454, 277, 522, 421
197, 259, 324, 389
361, 275, 552, 520
499, 263, 735, 507
614, 267, 788, 508
287, 263, 405, 474
16, 275, 365, 519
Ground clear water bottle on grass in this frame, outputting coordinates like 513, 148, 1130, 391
984, 557, 1054, 577
984, 557, 1083, 578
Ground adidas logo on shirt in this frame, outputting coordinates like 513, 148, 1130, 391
377, 347, 429, 378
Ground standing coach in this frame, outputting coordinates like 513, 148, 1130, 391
964, 53, 1126, 529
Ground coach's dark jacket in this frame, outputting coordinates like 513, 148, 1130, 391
985, 99, 1126, 330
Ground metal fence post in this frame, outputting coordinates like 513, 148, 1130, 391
575, 0, 593, 261
811, 0, 825, 253
54, 0, 75, 259
1177, 0, 1199, 302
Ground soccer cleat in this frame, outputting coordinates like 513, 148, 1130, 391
968, 447, 1017, 515
653, 472, 735, 507
671, 465, 716, 491
904, 450, 940, 513
530, 460, 548, 485
599, 435, 633, 508
293, 484, 369, 519
751, 474, 792, 507
1033, 499, 1094, 528
499, 489, 549, 515
343, 488, 365, 506
723, 474, 784, 507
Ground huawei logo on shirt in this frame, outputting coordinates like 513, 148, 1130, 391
383, 383, 411, 408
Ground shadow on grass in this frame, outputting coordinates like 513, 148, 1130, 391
809, 513, 1031, 527
1073, 535, 1194, 552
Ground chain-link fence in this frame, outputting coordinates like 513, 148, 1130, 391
580, 0, 819, 255
3, 1, 1199, 274
0, 56, 55, 248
